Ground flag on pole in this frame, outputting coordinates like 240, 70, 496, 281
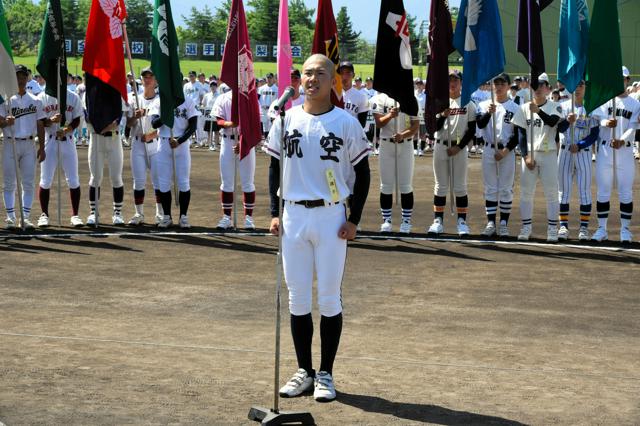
0, 0, 18, 102
220, 0, 262, 160
82, 0, 128, 133
584, 0, 622, 114
151, 0, 183, 128
312, 0, 343, 107
453, 0, 505, 106
425, 0, 455, 135
277, 0, 292, 108
372, 0, 418, 116
557, 0, 589, 93
37, 0, 68, 125
517, 0, 553, 89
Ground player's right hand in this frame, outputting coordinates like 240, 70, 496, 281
6, 115, 16, 126
50, 113, 61, 123
487, 104, 496, 114
389, 107, 399, 118
567, 113, 577, 124
525, 155, 536, 170
605, 119, 617, 128
612, 139, 624, 149
269, 217, 280, 236
442, 108, 451, 117
134, 109, 144, 119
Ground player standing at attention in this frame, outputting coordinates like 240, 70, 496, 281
268, 54, 370, 402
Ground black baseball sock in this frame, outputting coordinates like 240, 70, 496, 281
291, 313, 314, 377
160, 191, 172, 218
39, 187, 50, 216
380, 192, 393, 222
401, 192, 414, 223
319, 313, 343, 375
69, 187, 81, 216
456, 195, 469, 221
485, 200, 498, 223
179, 190, 191, 216
113, 186, 124, 215
434, 195, 446, 220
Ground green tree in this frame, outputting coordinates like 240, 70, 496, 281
125, 0, 153, 40
289, 0, 314, 29
211, 0, 232, 41
60, 0, 79, 38
336, 6, 359, 61
181, 6, 217, 42
5, 0, 45, 55
246, 0, 279, 43
290, 23, 313, 64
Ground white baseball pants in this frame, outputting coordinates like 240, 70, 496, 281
88, 130, 124, 188
40, 134, 80, 189
3, 139, 37, 215
156, 137, 191, 192
433, 142, 468, 197
219, 136, 256, 192
378, 139, 414, 194
519, 151, 559, 222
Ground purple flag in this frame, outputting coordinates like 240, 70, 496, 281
517, 0, 553, 89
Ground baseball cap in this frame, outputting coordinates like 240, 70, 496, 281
140, 66, 154, 76
266, 72, 275, 78
355, 76, 362, 82
514, 75, 523, 82
365, 76, 373, 82
338, 61, 354, 72
493, 72, 511, 84
210, 80, 218, 87
188, 70, 197, 77
15, 64, 28, 75
290, 68, 301, 78
622, 65, 630, 78
449, 69, 462, 79
537, 72, 550, 85
127, 71, 133, 77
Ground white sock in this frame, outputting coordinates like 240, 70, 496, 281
621, 218, 631, 229
156, 203, 163, 217
598, 217, 608, 228
135, 203, 143, 215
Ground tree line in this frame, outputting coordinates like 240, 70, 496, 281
4, 0, 434, 64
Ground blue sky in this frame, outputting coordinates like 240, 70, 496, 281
173, 0, 462, 42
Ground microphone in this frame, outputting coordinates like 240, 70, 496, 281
273, 86, 296, 111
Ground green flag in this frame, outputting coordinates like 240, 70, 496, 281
584, 0, 623, 114
151, 0, 184, 128
36, 0, 68, 125
0, 0, 18, 102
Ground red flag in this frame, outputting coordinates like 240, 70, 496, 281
425, 0, 454, 135
82, 0, 127, 100
312, 0, 343, 108
220, 0, 261, 160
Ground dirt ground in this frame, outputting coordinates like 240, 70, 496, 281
1, 145, 639, 425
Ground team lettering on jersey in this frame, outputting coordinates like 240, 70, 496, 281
11, 105, 38, 119
319, 133, 344, 162
607, 107, 633, 120
524, 118, 544, 128
344, 101, 359, 114
174, 107, 189, 119
449, 107, 468, 116
284, 129, 304, 158
42, 103, 75, 114
503, 110, 515, 123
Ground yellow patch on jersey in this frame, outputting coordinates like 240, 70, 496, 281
325, 168, 340, 203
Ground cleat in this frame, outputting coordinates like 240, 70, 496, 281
418, 149, 424, 157
37, 213, 50, 228
578, 226, 590, 241
517, 224, 532, 241
244, 215, 256, 230
481, 221, 496, 237
380, 220, 392, 233
591, 153, 596, 162
413, 149, 418, 156
457, 218, 470, 236
498, 220, 510, 237
128, 213, 144, 226
216, 214, 233, 230
86, 213, 97, 226
470, 146, 477, 154
70, 215, 84, 227
178, 214, 191, 229
22, 217, 35, 230
157, 215, 173, 228
279, 368, 314, 398
591, 226, 608, 242
399, 220, 412, 234
155, 213, 163, 225
620, 227, 633, 243
558, 226, 569, 241
314, 371, 336, 402
547, 225, 559, 243
427, 217, 444, 234
5, 216, 17, 229
112, 213, 125, 226
209, 143, 217, 152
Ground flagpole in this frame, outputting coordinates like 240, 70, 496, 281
394, 101, 400, 207
56, 58, 62, 226
233, 132, 238, 229
569, 92, 575, 177
6, 97, 25, 231
171, 129, 178, 207
490, 79, 500, 196
529, 72, 534, 163
447, 112, 455, 216
611, 98, 617, 191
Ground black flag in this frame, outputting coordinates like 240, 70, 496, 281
372, 0, 418, 116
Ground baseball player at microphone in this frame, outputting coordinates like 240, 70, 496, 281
268, 54, 370, 402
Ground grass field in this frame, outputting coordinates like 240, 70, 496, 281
14, 56, 437, 81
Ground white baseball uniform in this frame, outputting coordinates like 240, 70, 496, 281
127, 92, 160, 193
343, 86, 369, 119
258, 83, 278, 133
184, 81, 205, 142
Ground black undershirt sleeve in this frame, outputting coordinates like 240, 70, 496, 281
557, 119, 570, 133
269, 156, 280, 218
476, 112, 491, 129
517, 125, 528, 156
436, 115, 446, 131
357, 112, 368, 128
458, 121, 477, 148
347, 157, 370, 225
506, 126, 520, 151
177, 116, 198, 144
151, 114, 162, 129
69, 117, 81, 130
537, 110, 560, 127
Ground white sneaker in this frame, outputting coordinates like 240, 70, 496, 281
399, 220, 412, 234
578, 226, 590, 241
209, 144, 217, 152
498, 221, 510, 237
279, 368, 314, 398
314, 371, 336, 402
470, 146, 477, 154
179, 214, 191, 229
244, 215, 256, 230
70, 215, 84, 227
481, 221, 496, 237
477, 147, 483, 154
157, 215, 173, 228
427, 218, 444, 234
518, 224, 532, 241
128, 213, 144, 226
418, 149, 424, 157
112, 213, 125, 226
216, 214, 233, 229
413, 149, 418, 156
37, 213, 50, 228
425, 144, 433, 152
591, 153, 596, 162
380, 220, 392, 233
373, 148, 379, 156
547, 225, 559, 243
620, 227, 633, 243
558, 226, 569, 241
457, 218, 470, 236
155, 213, 163, 225
5, 216, 16, 229
86, 213, 97, 226
22, 216, 35, 230
591, 226, 608, 242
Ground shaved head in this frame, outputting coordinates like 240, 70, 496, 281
303, 54, 335, 74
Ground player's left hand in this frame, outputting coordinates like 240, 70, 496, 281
612, 139, 624, 149
233, 144, 240, 154
169, 138, 179, 149
447, 145, 461, 156
50, 113, 61, 124
393, 133, 404, 143
530, 103, 540, 114
569, 144, 579, 153
494, 148, 508, 161
55, 129, 65, 139
338, 221, 357, 240
37, 147, 46, 163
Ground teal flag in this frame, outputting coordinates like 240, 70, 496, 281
557, 0, 589, 93
151, 0, 184, 128
0, 0, 18, 102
